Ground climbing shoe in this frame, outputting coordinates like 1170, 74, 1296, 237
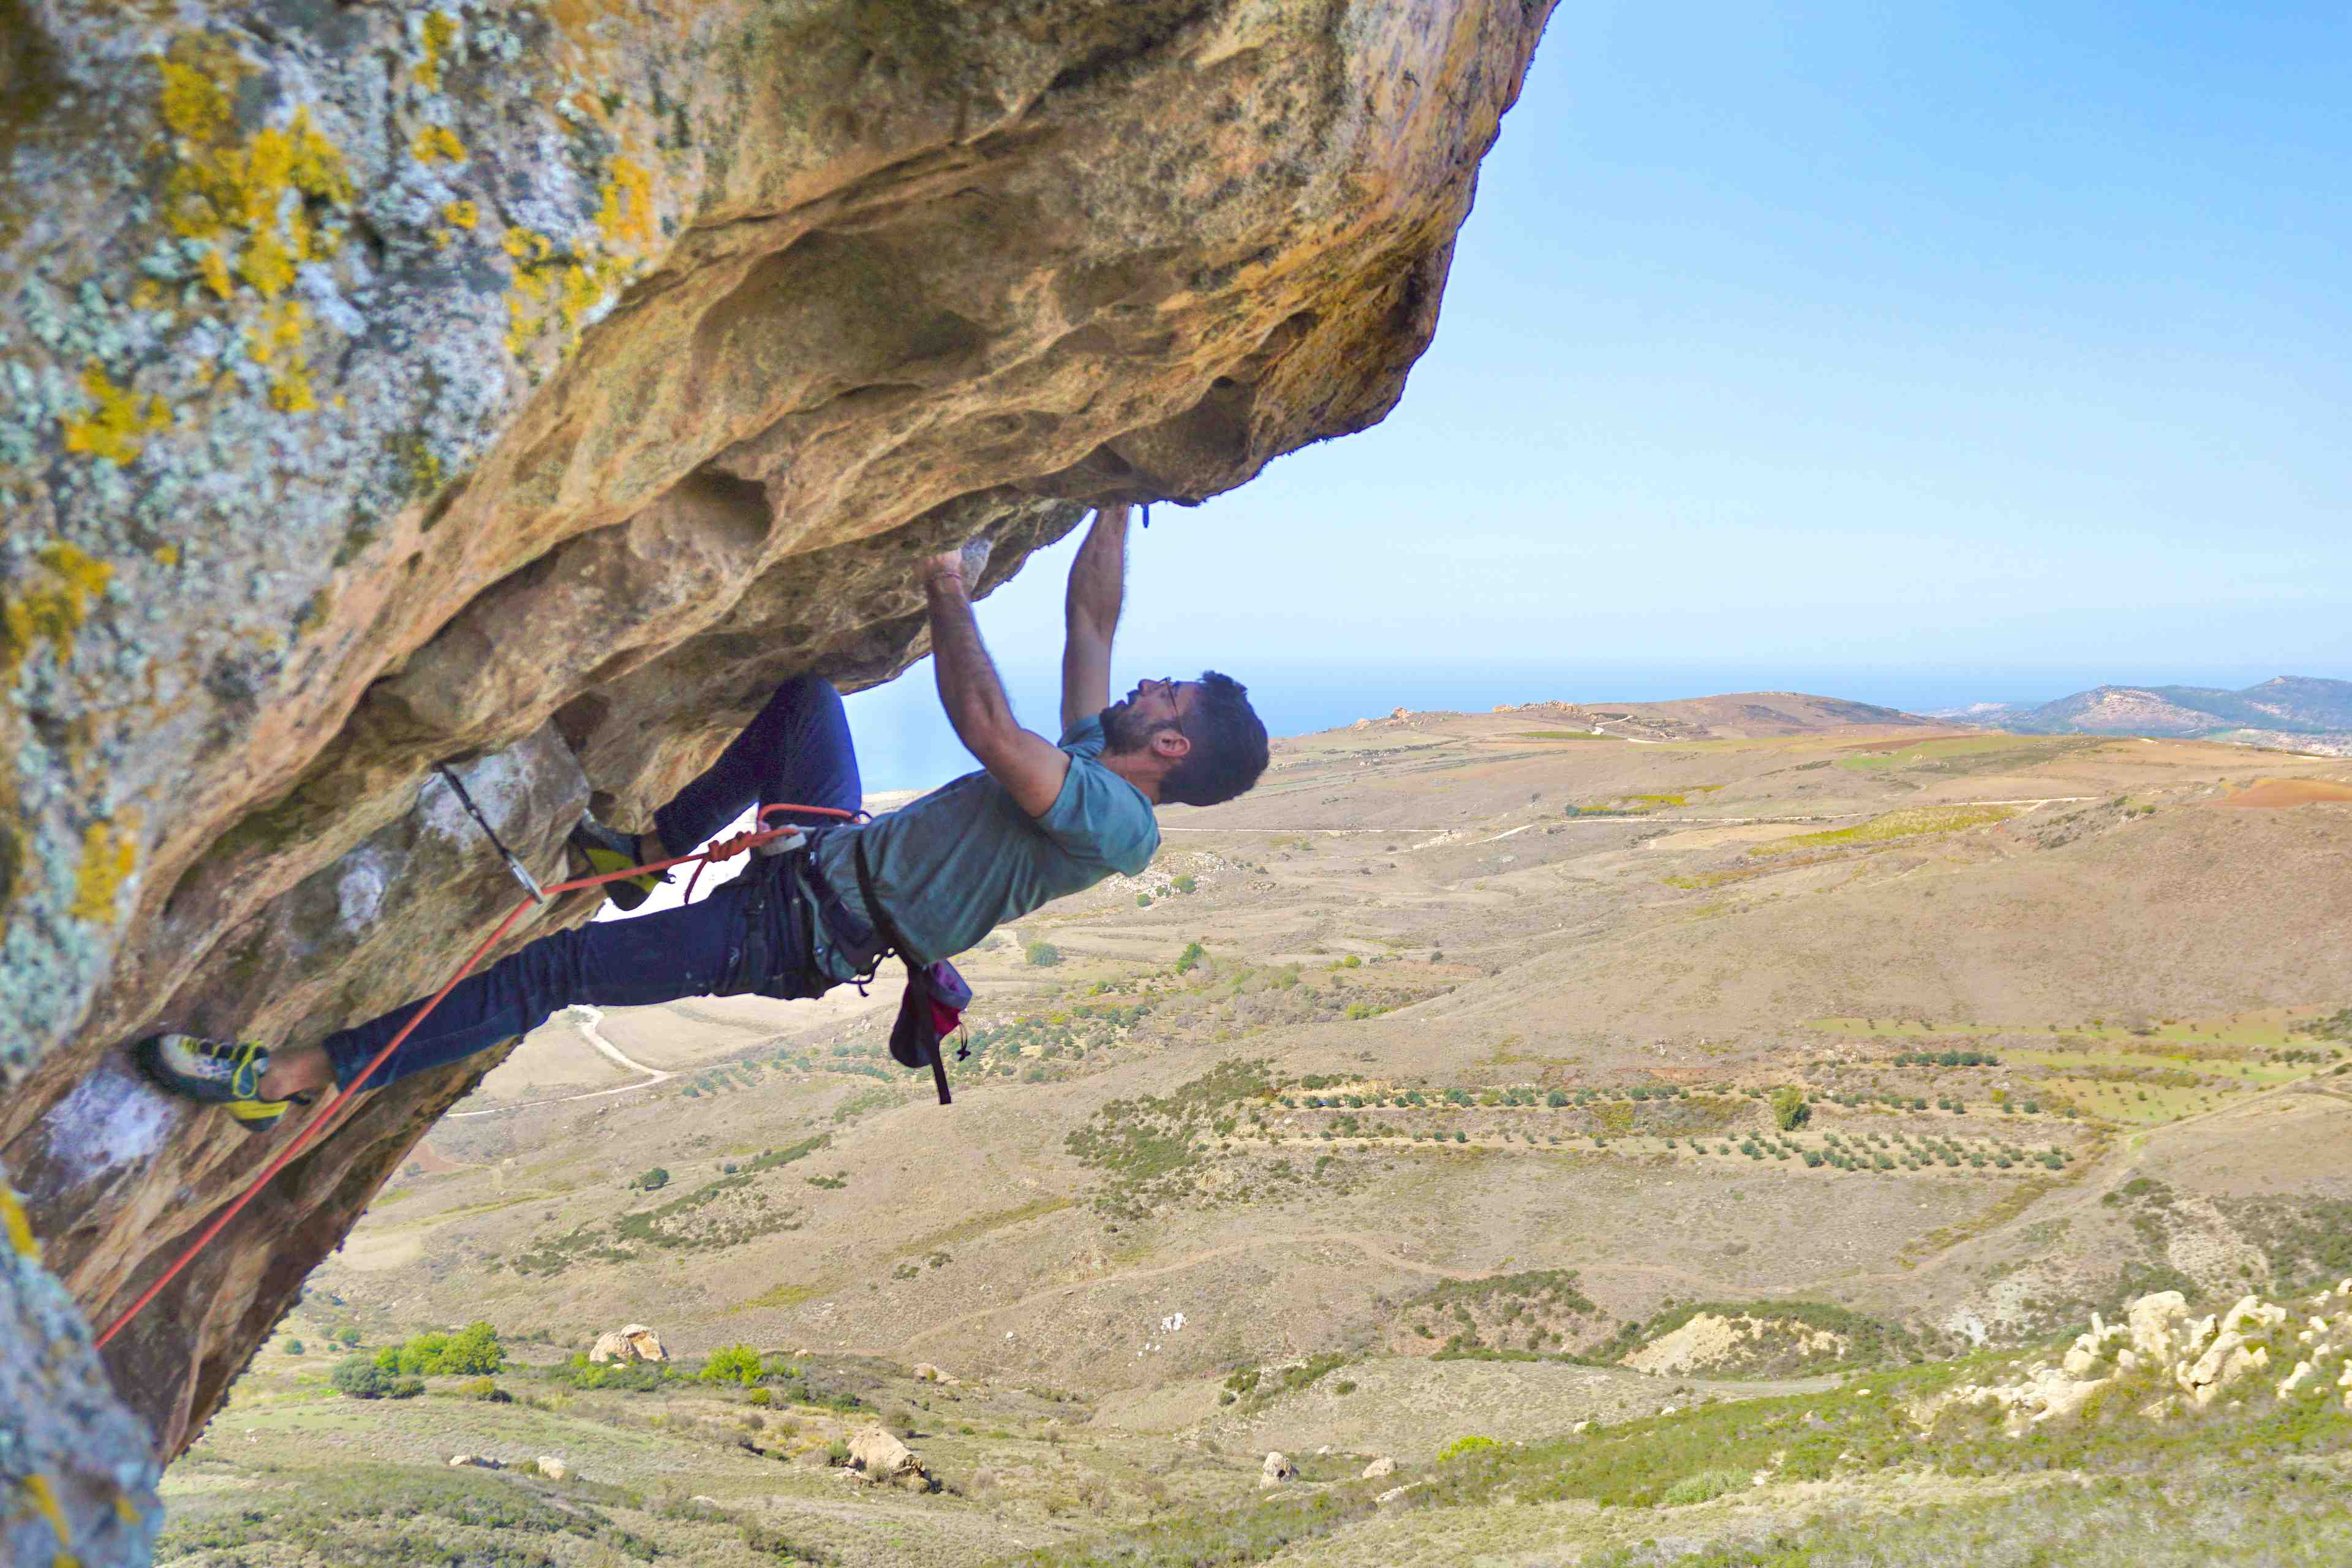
568, 813, 666, 911
134, 1032, 299, 1135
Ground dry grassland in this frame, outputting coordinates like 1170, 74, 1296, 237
173, 699, 2352, 1565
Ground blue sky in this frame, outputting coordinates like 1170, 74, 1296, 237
848, 2, 2350, 790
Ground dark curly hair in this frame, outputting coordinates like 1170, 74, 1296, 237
1161, 671, 1269, 808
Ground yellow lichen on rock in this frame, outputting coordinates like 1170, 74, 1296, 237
20, 1473, 72, 1565
247, 301, 317, 413
69, 818, 140, 924
1, 544, 112, 680
151, 42, 352, 424
269, 366, 317, 415
238, 222, 296, 299
163, 89, 349, 244
442, 198, 480, 230
157, 55, 232, 143
417, 10, 460, 92
503, 154, 654, 362
0, 1185, 42, 1259
597, 157, 656, 247
411, 124, 467, 164
60, 366, 169, 465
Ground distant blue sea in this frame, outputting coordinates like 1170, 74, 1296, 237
840, 658, 2315, 794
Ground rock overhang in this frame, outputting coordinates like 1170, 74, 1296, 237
0, 0, 1559, 1505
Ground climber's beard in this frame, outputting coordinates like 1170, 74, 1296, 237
1099, 698, 1159, 755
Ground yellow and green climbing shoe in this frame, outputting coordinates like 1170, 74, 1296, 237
135, 1032, 295, 1134
568, 815, 666, 911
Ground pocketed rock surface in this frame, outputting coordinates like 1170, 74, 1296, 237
0, 0, 1559, 1519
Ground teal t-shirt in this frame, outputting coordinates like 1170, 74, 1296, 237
810, 714, 1159, 970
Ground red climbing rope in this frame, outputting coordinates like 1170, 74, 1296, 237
94, 802, 861, 1351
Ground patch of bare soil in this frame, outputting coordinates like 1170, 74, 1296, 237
2209, 777, 2352, 809
1621, 1311, 1846, 1376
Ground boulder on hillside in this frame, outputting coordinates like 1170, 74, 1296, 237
1259, 1451, 1295, 1488
447, 1454, 502, 1470
913, 1362, 960, 1385
535, 1457, 571, 1481
848, 1428, 928, 1490
2127, 1292, 2192, 1363
1362, 1456, 1398, 1480
589, 1325, 668, 1364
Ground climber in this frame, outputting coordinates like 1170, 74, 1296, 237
136, 502, 1270, 1131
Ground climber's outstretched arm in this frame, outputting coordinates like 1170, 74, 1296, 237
921, 551, 1069, 817
1061, 503, 1129, 733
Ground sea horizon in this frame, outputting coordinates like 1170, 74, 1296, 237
840, 658, 2341, 794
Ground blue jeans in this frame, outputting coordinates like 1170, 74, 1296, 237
323, 676, 864, 1091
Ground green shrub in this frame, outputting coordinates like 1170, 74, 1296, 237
700, 1344, 764, 1386
1175, 941, 1207, 973
1172, 874, 1197, 894
283, 1338, 304, 1355
747, 1387, 773, 1406
1136, 894, 1152, 907
631, 1166, 669, 1190
1438, 1435, 1499, 1462
330, 1357, 396, 1399
1771, 1088, 1811, 1131
460, 1377, 510, 1403
374, 1321, 505, 1377
1025, 940, 1063, 967
1660, 1467, 1749, 1506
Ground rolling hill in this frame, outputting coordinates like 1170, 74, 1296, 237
1945, 675, 2352, 754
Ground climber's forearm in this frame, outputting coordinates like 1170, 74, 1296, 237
925, 573, 1018, 753
1061, 503, 1127, 729
922, 563, 1070, 816
1065, 503, 1129, 641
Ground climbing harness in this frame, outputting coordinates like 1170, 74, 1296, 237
94, 797, 875, 1351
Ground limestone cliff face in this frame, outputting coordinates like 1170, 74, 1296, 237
0, 0, 1553, 1510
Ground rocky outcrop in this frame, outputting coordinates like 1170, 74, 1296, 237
0, 0, 1558, 1472
589, 1323, 667, 1364
846, 1428, 925, 1489
1258, 1450, 1294, 1488
1928, 1286, 2336, 1433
